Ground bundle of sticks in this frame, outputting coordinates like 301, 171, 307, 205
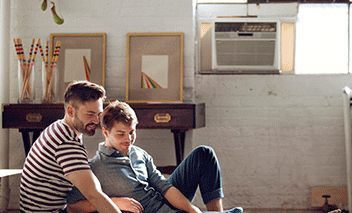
14, 38, 62, 103
41, 40, 61, 102
13, 38, 39, 102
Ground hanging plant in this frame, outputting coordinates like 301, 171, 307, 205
41, 0, 47, 11
50, 2, 64, 25
40, 0, 64, 25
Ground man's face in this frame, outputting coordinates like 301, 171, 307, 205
103, 121, 136, 157
72, 99, 103, 136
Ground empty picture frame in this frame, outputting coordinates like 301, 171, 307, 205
50, 33, 106, 102
126, 33, 184, 103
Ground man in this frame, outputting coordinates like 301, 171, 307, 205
19, 81, 122, 213
66, 100, 243, 213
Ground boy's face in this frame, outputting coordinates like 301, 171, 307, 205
103, 121, 136, 157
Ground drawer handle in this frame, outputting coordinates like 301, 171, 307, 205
26, 113, 42, 123
154, 113, 171, 123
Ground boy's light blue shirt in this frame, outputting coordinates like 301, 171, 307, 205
67, 142, 174, 213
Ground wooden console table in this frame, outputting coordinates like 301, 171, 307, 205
2, 103, 205, 174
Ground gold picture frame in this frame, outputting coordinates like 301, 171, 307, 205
50, 33, 106, 102
126, 33, 183, 103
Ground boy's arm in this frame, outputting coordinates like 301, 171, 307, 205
67, 170, 122, 213
164, 186, 202, 213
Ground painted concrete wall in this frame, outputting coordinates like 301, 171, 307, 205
194, 74, 352, 209
4, 0, 352, 210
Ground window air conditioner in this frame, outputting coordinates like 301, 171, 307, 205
212, 19, 280, 74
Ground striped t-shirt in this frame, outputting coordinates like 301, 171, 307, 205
19, 119, 91, 213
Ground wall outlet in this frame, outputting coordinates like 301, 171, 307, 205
311, 186, 348, 208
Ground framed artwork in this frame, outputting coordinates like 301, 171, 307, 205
126, 33, 184, 103
50, 33, 106, 102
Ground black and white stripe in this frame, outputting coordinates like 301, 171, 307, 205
20, 119, 90, 212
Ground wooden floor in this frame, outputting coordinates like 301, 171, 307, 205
244, 209, 322, 213
2, 208, 327, 213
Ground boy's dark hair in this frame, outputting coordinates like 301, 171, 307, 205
64, 81, 106, 109
101, 100, 138, 131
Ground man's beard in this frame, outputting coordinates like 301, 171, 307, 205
73, 115, 97, 136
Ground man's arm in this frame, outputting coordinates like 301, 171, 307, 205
164, 186, 202, 213
67, 199, 95, 213
67, 170, 122, 213
67, 197, 144, 213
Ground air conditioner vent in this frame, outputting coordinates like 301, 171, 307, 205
215, 22, 277, 32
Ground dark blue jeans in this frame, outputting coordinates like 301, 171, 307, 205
167, 146, 243, 213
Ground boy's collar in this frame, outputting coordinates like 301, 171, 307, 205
99, 142, 129, 157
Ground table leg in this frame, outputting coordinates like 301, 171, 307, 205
19, 129, 42, 156
171, 129, 187, 166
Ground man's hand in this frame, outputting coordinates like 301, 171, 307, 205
67, 170, 122, 213
110, 197, 144, 213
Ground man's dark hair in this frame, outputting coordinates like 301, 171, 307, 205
64, 81, 106, 109
101, 100, 138, 132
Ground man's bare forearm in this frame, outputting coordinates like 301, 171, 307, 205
67, 200, 96, 213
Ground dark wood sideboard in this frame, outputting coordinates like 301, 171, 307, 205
2, 103, 205, 174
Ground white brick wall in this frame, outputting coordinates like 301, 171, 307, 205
4, 0, 352, 211
194, 74, 352, 209
7, 0, 195, 209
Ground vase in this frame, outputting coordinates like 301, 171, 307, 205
42, 61, 58, 103
18, 61, 35, 103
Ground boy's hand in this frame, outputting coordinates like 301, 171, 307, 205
188, 204, 202, 213
328, 210, 341, 213
111, 197, 144, 213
